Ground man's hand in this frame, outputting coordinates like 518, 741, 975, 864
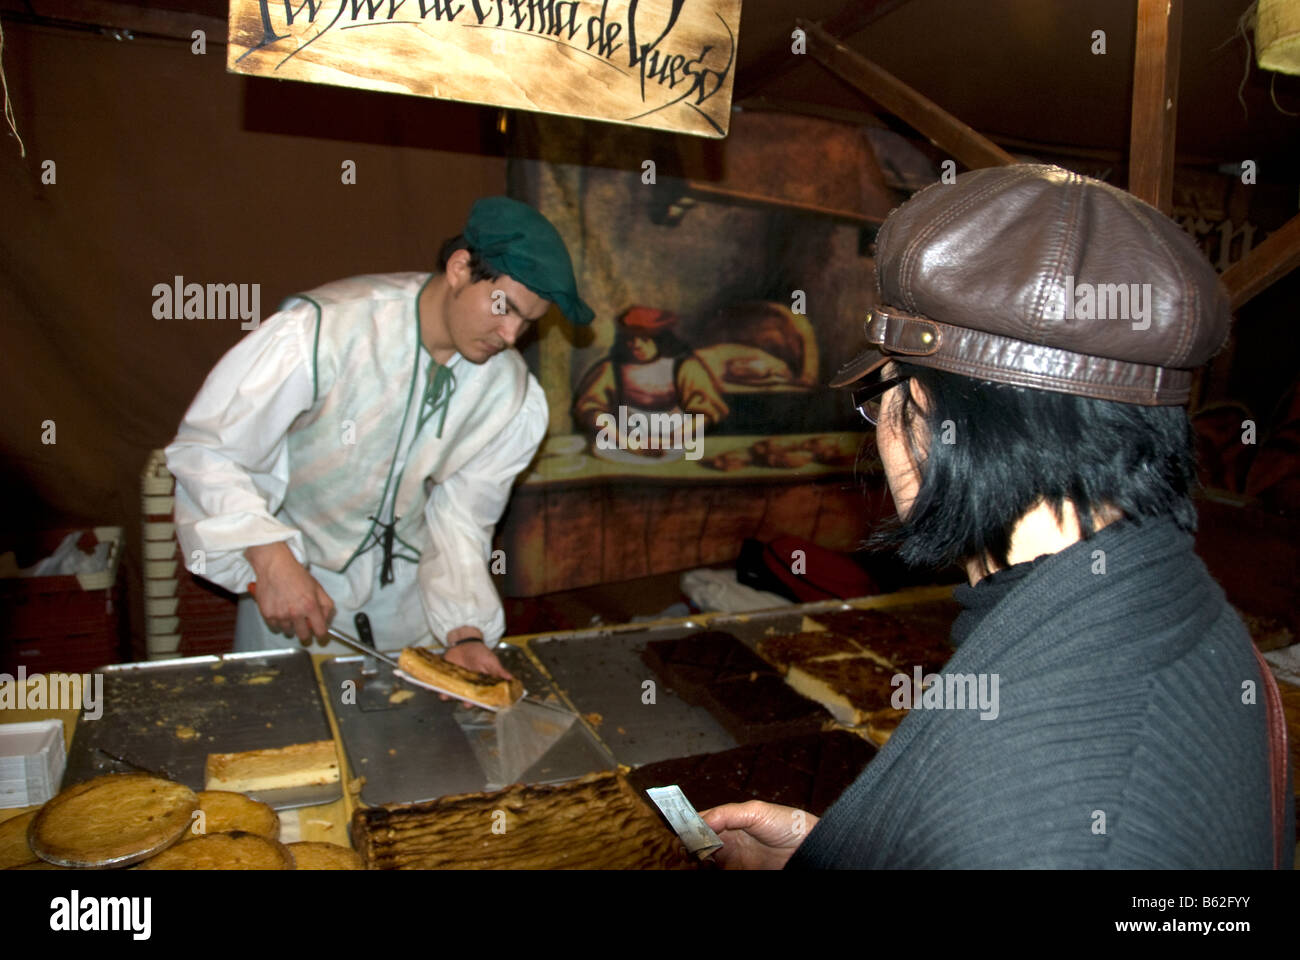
700, 801, 817, 870
245, 542, 335, 644
441, 632, 514, 707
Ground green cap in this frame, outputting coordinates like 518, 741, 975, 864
459, 196, 594, 326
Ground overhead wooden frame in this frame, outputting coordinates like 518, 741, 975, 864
797, 18, 1015, 171
734, 0, 913, 101
1127, 0, 1183, 214
20, 0, 225, 41
1221, 213, 1300, 311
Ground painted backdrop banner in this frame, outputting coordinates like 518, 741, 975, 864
227, 0, 742, 137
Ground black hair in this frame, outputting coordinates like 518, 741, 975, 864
867, 361, 1199, 573
437, 235, 500, 283
610, 327, 690, 363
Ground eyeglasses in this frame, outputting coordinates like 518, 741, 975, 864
852, 375, 911, 426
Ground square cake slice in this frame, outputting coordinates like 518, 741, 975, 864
641, 631, 777, 704
757, 631, 863, 674
398, 646, 523, 708
811, 606, 956, 673
205, 740, 340, 792
784, 656, 899, 726
700, 673, 832, 745
628, 731, 875, 816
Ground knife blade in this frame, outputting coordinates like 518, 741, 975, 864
326, 627, 403, 670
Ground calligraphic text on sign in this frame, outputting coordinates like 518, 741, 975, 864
227, 0, 743, 138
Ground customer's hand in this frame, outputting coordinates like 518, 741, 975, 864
245, 542, 335, 644
700, 801, 817, 870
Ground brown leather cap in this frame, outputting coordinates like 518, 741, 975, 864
832, 164, 1230, 405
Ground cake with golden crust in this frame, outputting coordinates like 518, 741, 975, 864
353, 771, 696, 870
136, 830, 294, 870
288, 841, 363, 870
30, 774, 198, 867
205, 740, 340, 793
398, 646, 523, 708
187, 791, 280, 841
0, 811, 39, 869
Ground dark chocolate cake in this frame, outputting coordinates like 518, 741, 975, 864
788, 656, 898, 716
757, 631, 861, 672
628, 731, 875, 816
641, 631, 777, 705
642, 630, 830, 742
811, 605, 957, 672
700, 673, 833, 744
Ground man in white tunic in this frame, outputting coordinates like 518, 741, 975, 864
165, 197, 592, 680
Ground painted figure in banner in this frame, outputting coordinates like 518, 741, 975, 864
572, 306, 729, 459
165, 197, 592, 684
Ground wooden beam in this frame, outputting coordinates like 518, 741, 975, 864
1221, 213, 1300, 311
1127, 0, 1183, 214
23, 0, 226, 42
735, 0, 914, 100
798, 19, 1015, 170
684, 179, 885, 226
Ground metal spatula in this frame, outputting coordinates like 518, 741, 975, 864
454, 697, 578, 790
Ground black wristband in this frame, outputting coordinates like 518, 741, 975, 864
449, 636, 485, 648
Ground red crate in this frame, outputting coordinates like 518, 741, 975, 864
0, 528, 127, 673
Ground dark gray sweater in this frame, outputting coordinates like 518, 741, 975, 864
788, 516, 1292, 868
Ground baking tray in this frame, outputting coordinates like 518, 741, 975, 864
519, 586, 960, 767
325, 588, 958, 806
320, 645, 614, 807
63, 649, 340, 809
528, 624, 740, 766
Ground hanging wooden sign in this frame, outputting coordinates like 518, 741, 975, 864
227, 1, 743, 138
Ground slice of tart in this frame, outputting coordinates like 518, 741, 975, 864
205, 740, 340, 793
397, 646, 523, 709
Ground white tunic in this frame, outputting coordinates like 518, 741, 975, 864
165, 272, 547, 654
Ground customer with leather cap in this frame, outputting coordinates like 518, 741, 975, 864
702, 164, 1292, 868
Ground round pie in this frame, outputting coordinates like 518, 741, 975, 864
31, 774, 198, 867
185, 791, 280, 841
287, 841, 363, 870
0, 811, 39, 869
137, 831, 294, 869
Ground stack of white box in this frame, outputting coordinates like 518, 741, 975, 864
0, 720, 66, 808
141, 449, 182, 660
